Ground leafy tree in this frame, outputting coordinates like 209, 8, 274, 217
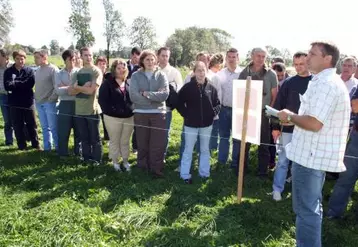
0, 0, 14, 45
41, 45, 48, 51
49, 39, 60, 55
129, 16, 157, 50
102, 0, 126, 65
60, 46, 65, 53
68, 0, 95, 50
27, 45, 36, 54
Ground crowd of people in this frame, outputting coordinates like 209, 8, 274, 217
0, 41, 358, 247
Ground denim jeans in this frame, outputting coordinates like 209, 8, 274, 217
75, 114, 102, 162
36, 102, 58, 151
164, 111, 172, 157
218, 106, 239, 166
180, 125, 212, 180
327, 130, 358, 217
210, 119, 219, 151
179, 124, 200, 162
57, 100, 80, 156
292, 162, 325, 247
273, 132, 293, 193
0, 94, 13, 145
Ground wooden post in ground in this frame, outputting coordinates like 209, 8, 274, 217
237, 76, 252, 203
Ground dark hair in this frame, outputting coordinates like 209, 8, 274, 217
196, 52, 207, 61
80, 47, 91, 56
209, 53, 224, 69
61, 49, 75, 62
271, 56, 284, 63
157, 47, 170, 56
138, 50, 157, 68
272, 62, 286, 72
0, 48, 10, 58
310, 41, 340, 67
131, 47, 142, 56
95, 56, 107, 65
12, 50, 27, 60
226, 48, 238, 55
293, 51, 308, 59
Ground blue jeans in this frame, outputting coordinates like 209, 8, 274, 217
218, 106, 239, 166
36, 102, 58, 151
292, 162, 325, 247
75, 114, 102, 162
180, 125, 212, 180
164, 111, 172, 157
328, 130, 358, 217
0, 94, 13, 145
210, 119, 219, 150
273, 132, 293, 193
179, 124, 200, 161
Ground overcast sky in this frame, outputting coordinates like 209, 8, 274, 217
9, 0, 358, 56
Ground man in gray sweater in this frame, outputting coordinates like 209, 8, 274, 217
34, 49, 59, 151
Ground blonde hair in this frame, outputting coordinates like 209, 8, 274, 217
110, 59, 129, 81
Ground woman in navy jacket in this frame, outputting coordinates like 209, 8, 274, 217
177, 61, 221, 184
98, 59, 134, 172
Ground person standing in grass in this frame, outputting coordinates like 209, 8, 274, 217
95, 56, 110, 142
55, 49, 81, 157
3, 50, 40, 150
157, 47, 183, 161
72, 47, 103, 164
177, 61, 221, 184
99, 59, 134, 172
0, 49, 14, 146
277, 41, 351, 247
34, 49, 60, 151
271, 52, 312, 201
129, 50, 169, 178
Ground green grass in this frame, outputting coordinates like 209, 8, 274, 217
25, 55, 64, 67
0, 112, 358, 246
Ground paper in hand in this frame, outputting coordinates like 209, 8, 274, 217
265, 105, 279, 118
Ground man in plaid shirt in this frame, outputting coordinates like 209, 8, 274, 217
277, 41, 351, 247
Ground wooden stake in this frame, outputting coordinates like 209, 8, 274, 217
237, 76, 252, 203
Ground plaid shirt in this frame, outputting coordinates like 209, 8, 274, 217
286, 68, 351, 172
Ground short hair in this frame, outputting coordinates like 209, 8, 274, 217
34, 49, 49, 57
95, 56, 107, 65
310, 41, 340, 67
61, 49, 75, 62
209, 53, 224, 69
12, 50, 27, 60
251, 47, 267, 56
131, 47, 142, 56
157, 47, 170, 56
341, 56, 358, 67
271, 56, 284, 63
272, 62, 286, 72
226, 48, 238, 55
80, 47, 91, 56
0, 48, 10, 58
110, 59, 129, 81
138, 50, 157, 68
293, 51, 308, 59
196, 52, 207, 61
193, 61, 206, 72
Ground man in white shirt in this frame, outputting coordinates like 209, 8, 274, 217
277, 41, 351, 247
340, 56, 358, 94
216, 48, 242, 167
157, 47, 183, 159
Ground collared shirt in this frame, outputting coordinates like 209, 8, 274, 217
343, 76, 358, 94
216, 67, 242, 107
286, 68, 351, 173
0, 61, 14, 93
55, 67, 80, 101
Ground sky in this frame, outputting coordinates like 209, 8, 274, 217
9, 0, 358, 57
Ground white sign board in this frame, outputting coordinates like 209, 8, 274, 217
232, 79, 263, 145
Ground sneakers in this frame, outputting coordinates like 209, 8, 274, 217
123, 162, 131, 172
184, 178, 192, 184
273, 191, 282, 201
174, 167, 180, 172
286, 176, 292, 183
113, 163, 122, 172
132, 149, 138, 154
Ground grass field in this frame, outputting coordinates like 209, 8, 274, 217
0, 112, 358, 246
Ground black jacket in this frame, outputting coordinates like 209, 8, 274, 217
127, 60, 140, 79
98, 78, 133, 118
4, 65, 35, 108
177, 77, 221, 128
